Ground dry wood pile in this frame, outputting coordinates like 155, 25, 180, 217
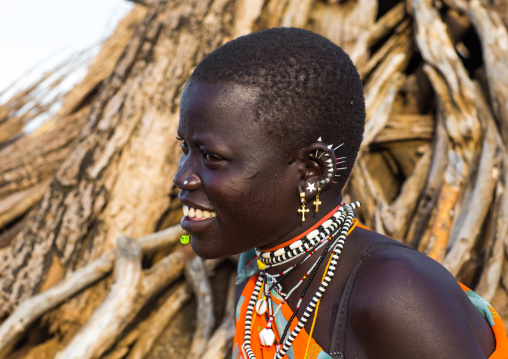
0, 0, 507, 358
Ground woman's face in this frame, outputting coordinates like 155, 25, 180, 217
174, 81, 304, 258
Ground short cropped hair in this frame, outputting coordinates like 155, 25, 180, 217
190, 27, 365, 191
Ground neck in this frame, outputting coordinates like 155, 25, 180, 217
257, 195, 343, 251
261, 204, 342, 253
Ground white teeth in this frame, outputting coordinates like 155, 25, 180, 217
184, 206, 216, 219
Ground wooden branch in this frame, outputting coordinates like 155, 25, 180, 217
373, 115, 434, 144
475, 179, 507, 302
201, 273, 237, 359
389, 146, 432, 240
307, 0, 377, 69
406, 112, 449, 247
56, 236, 143, 359
185, 256, 215, 359
362, 19, 412, 79
448, 0, 508, 144
55, 239, 189, 359
0, 224, 182, 353
0, 180, 49, 228
127, 283, 191, 359
362, 69, 405, 149
280, 0, 314, 28
0, 252, 115, 352
367, 1, 407, 47
425, 149, 463, 262
232, 0, 264, 37
413, 0, 480, 164
443, 95, 500, 276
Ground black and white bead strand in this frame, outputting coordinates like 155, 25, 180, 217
243, 272, 265, 359
275, 202, 359, 359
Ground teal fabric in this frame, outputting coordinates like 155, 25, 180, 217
236, 295, 245, 322
236, 249, 259, 284
272, 298, 296, 359
232, 343, 239, 359
464, 289, 495, 327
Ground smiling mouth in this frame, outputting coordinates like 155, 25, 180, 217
183, 205, 217, 220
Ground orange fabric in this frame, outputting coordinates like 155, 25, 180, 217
355, 222, 372, 231
262, 205, 342, 252
458, 283, 508, 359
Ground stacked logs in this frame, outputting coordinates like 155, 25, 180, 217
0, 0, 507, 358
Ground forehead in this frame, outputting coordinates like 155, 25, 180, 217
179, 81, 261, 135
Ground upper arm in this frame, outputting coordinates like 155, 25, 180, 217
348, 248, 494, 359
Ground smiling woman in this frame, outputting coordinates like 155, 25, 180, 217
173, 28, 508, 359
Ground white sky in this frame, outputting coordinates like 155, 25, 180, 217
0, 0, 134, 92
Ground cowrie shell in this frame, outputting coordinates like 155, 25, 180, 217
256, 299, 267, 315
259, 328, 275, 347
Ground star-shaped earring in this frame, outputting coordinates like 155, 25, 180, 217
306, 182, 316, 193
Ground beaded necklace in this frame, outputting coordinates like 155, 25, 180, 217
242, 202, 360, 359
256, 207, 346, 266
255, 207, 348, 334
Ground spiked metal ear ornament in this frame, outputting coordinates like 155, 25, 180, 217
314, 138, 347, 184
332, 144, 346, 184
333, 147, 347, 183
315, 137, 323, 157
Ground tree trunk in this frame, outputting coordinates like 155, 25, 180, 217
0, 0, 507, 357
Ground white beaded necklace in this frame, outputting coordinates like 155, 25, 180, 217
256, 207, 347, 266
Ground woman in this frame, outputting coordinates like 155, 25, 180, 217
173, 28, 507, 358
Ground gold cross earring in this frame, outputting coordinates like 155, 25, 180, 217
313, 185, 322, 212
298, 191, 309, 221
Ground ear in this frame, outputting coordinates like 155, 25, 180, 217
296, 142, 336, 200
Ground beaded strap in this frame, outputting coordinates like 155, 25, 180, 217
244, 273, 265, 359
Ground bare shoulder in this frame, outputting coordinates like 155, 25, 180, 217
346, 231, 495, 358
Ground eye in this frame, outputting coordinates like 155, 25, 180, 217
176, 136, 188, 154
203, 151, 224, 163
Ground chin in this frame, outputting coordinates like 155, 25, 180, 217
190, 236, 231, 259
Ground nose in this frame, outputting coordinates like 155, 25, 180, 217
173, 155, 202, 190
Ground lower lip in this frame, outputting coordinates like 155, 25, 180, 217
180, 215, 216, 233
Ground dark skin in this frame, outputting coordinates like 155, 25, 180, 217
174, 81, 496, 358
